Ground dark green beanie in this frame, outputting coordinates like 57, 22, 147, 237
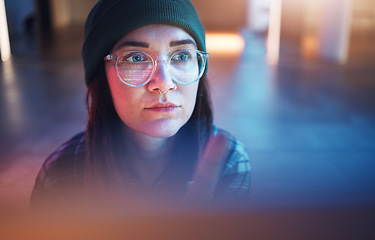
82, 0, 206, 86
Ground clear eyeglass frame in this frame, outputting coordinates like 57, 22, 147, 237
104, 49, 210, 87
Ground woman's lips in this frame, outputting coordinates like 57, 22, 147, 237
144, 102, 181, 112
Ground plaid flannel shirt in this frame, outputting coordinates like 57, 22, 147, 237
30, 126, 251, 207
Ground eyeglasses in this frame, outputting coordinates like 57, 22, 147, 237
104, 49, 209, 87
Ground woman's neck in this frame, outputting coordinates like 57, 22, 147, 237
124, 128, 170, 186
129, 131, 168, 160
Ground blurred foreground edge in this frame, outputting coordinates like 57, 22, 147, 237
1, 204, 375, 240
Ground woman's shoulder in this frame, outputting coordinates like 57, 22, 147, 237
30, 132, 86, 207
212, 126, 251, 200
36, 132, 86, 186
43, 132, 86, 167
212, 126, 250, 174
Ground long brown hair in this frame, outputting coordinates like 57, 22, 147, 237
85, 63, 213, 190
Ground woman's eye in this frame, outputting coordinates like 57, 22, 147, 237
131, 54, 144, 62
121, 53, 147, 63
173, 51, 192, 62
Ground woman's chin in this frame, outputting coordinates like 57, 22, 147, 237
144, 128, 179, 139
141, 121, 183, 139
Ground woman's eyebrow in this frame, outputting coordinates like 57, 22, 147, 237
170, 39, 196, 47
115, 41, 149, 50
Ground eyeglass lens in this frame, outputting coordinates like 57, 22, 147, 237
115, 50, 206, 86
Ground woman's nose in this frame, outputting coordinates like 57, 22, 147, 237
147, 60, 176, 94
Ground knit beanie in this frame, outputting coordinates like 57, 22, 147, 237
82, 0, 206, 86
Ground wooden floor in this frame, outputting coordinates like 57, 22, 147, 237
1, 26, 375, 237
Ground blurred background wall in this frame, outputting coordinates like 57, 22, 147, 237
50, 0, 97, 28
2, 0, 375, 62
3, 0, 34, 36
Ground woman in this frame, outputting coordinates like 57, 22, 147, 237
30, 0, 251, 209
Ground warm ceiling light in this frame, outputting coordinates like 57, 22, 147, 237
0, 0, 11, 61
206, 32, 245, 54
267, 0, 282, 64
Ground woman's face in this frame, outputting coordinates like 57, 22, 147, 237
105, 24, 200, 138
